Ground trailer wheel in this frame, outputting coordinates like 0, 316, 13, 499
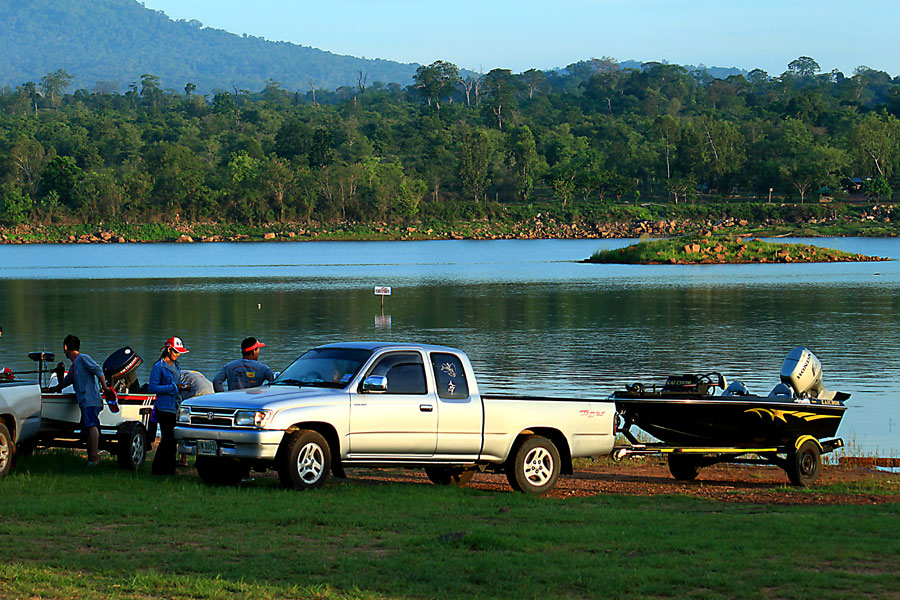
278, 430, 331, 490
425, 466, 474, 487
787, 439, 822, 487
116, 422, 148, 470
506, 435, 561, 495
0, 423, 13, 477
196, 456, 250, 486
667, 454, 700, 481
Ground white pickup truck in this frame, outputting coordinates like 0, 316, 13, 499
0, 380, 42, 477
175, 342, 616, 494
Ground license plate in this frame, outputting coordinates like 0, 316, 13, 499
197, 440, 217, 456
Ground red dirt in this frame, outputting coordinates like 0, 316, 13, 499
345, 459, 900, 505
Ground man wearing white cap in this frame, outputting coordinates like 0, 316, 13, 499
149, 336, 191, 475
212, 337, 276, 392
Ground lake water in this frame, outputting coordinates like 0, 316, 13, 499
0, 238, 897, 456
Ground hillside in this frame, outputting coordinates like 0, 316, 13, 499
0, 0, 420, 92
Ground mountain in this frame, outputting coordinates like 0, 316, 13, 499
0, 0, 420, 93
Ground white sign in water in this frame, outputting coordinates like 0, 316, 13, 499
374, 286, 392, 296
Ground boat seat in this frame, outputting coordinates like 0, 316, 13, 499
768, 382, 795, 398
721, 381, 751, 396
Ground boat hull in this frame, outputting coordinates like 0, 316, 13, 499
613, 393, 847, 447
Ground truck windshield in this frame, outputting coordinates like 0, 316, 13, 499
272, 348, 372, 389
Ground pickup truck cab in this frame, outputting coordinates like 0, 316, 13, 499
0, 380, 42, 477
176, 342, 615, 494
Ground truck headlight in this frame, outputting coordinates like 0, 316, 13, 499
177, 406, 191, 423
234, 410, 272, 428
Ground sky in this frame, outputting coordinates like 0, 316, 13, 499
139, 0, 900, 76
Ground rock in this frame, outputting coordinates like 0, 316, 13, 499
263, 232, 276, 240
175, 234, 194, 243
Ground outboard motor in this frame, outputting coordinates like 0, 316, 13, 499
103, 347, 143, 394
780, 347, 835, 400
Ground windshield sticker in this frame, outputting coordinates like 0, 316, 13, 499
447, 381, 456, 394
340, 373, 352, 383
440, 362, 457, 378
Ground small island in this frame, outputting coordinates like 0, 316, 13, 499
585, 235, 889, 264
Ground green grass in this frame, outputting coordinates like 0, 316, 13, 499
1, 450, 899, 599
585, 235, 889, 265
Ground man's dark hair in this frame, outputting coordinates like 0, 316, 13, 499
63, 334, 80, 351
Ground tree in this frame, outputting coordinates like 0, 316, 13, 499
483, 69, 516, 129
850, 113, 900, 182
457, 129, 492, 202
787, 56, 820, 77
507, 126, 540, 201
39, 69, 73, 107
413, 61, 459, 110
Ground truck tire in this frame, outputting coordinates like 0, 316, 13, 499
425, 466, 474, 487
195, 456, 250, 486
116, 422, 148, 471
667, 454, 701, 481
787, 439, 822, 487
0, 423, 13, 477
278, 430, 331, 490
506, 435, 561, 495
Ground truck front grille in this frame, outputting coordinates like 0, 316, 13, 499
187, 407, 237, 427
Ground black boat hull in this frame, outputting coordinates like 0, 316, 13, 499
613, 393, 847, 447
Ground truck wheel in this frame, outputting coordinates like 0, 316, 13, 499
425, 466, 474, 487
116, 422, 148, 470
0, 423, 13, 477
787, 439, 822, 487
278, 430, 331, 490
506, 435, 561, 495
667, 454, 700, 481
196, 456, 250, 486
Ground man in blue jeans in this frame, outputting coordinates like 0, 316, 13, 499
55, 334, 113, 467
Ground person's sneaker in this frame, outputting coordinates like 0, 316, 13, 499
86, 460, 99, 468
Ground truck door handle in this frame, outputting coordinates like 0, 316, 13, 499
419, 404, 433, 412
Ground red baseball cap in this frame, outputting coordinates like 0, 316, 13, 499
241, 337, 265, 352
162, 336, 189, 353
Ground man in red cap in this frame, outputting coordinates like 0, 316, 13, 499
212, 337, 276, 392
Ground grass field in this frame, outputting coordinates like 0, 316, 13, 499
2, 450, 899, 600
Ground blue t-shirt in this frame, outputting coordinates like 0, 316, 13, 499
212, 359, 275, 392
61, 353, 104, 409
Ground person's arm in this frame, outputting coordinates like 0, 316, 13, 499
263, 364, 276, 383
83, 354, 111, 393
148, 363, 177, 396
212, 366, 227, 392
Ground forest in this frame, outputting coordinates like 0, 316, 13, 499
1, 55, 899, 231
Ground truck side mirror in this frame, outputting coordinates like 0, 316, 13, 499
362, 375, 388, 393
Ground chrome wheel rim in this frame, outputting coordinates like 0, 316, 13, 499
0, 436, 9, 471
296, 442, 324, 483
523, 446, 553, 486
130, 435, 145, 466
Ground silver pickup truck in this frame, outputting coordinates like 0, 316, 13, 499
0, 380, 42, 477
175, 342, 615, 494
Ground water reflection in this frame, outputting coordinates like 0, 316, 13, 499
0, 238, 897, 455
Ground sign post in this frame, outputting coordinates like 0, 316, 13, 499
374, 286, 391, 313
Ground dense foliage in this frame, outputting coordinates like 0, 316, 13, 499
0, 0, 418, 93
2, 54, 900, 228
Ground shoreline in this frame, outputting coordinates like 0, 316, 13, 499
2, 216, 900, 245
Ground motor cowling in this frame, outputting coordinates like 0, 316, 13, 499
780, 347, 828, 398
103, 347, 143, 393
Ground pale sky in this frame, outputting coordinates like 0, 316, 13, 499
140, 0, 900, 76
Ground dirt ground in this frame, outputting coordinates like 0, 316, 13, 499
344, 459, 900, 505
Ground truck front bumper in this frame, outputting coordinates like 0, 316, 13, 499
175, 426, 285, 460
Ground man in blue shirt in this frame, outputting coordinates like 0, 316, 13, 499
55, 334, 113, 467
212, 337, 276, 392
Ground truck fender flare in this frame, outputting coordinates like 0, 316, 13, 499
280, 422, 342, 471
507, 428, 574, 475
